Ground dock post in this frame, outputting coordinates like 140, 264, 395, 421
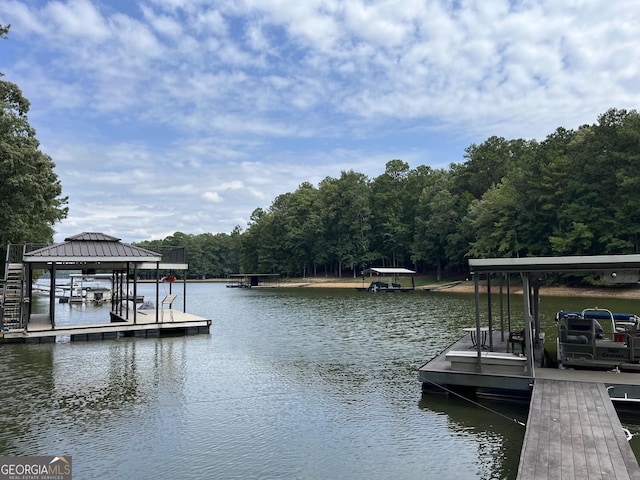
521, 273, 534, 375
473, 273, 482, 371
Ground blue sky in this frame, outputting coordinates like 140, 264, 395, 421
0, 0, 638, 243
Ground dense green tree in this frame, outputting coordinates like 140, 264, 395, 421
467, 178, 524, 257
465, 143, 540, 258
0, 25, 68, 253
280, 182, 322, 277
370, 160, 413, 267
317, 170, 372, 277
413, 169, 459, 278
538, 109, 640, 255
240, 208, 276, 273
136, 230, 240, 278
450, 136, 522, 200
140, 108, 640, 283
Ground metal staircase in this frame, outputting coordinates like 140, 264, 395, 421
2, 248, 26, 331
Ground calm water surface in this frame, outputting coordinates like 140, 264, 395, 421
2, 283, 640, 479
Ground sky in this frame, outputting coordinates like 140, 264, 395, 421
0, 0, 638, 244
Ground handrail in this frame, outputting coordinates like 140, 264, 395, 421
581, 307, 616, 340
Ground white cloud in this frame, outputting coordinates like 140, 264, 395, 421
202, 191, 223, 203
44, 0, 110, 42
0, 0, 637, 242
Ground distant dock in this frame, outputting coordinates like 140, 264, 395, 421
226, 273, 280, 288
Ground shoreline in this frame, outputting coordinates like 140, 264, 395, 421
280, 280, 640, 300
155, 278, 640, 300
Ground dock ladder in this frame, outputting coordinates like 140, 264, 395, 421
2, 244, 27, 331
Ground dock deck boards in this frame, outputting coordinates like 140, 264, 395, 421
517, 379, 640, 480
420, 331, 640, 479
1, 308, 211, 343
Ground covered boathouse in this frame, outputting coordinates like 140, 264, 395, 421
0, 232, 211, 343
357, 267, 416, 292
419, 254, 640, 480
419, 253, 640, 398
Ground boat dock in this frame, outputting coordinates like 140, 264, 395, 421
1, 232, 211, 344
419, 253, 640, 479
356, 267, 416, 292
1, 310, 211, 343
420, 331, 640, 479
226, 273, 280, 288
518, 379, 640, 479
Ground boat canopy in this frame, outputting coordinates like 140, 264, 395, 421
361, 267, 416, 275
469, 254, 640, 274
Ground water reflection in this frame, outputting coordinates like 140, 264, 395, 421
419, 393, 528, 480
2, 284, 639, 479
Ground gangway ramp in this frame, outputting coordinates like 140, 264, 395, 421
518, 379, 640, 479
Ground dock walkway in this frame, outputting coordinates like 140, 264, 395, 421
518, 379, 640, 479
1, 309, 211, 343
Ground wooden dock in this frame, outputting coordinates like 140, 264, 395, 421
419, 330, 534, 396
419, 333, 640, 478
0, 309, 211, 344
518, 379, 640, 479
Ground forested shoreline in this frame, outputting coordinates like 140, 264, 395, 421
134, 108, 640, 281
2, 25, 639, 284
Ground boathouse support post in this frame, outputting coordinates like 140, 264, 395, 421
116, 271, 123, 317
133, 263, 138, 325
499, 275, 505, 342
126, 262, 132, 322
507, 274, 512, 332
155, 263, 160, 324
26, 263, 33, 329
473, 272, 483, 372
487, 274, 493, 351
183, 272, 187, 313
520, 272, 534, 375
533, 283, 541, 341
49, 263, 56, 329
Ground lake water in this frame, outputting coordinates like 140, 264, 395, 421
2, 283, 640, 479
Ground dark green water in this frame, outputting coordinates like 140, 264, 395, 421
1, 284, 639, 479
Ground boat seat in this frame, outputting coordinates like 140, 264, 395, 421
445, 350, 527, 374
507, 329, 526, 354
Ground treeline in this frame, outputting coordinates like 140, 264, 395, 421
136, 108, 640, 280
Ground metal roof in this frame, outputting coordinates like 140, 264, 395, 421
362, 267, 416, 275
469, 254, 640, 273
24, 232, 161, 265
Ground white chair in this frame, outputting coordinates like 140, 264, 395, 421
161, 294, 177, 321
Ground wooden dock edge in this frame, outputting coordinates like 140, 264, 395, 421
517, 379, 640, 479
1, 312, 211, 344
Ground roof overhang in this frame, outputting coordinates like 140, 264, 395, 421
469, 254, 640, 274
24, 256, 161, 264
22, 232, 163, 270
139, 262, 188, 270
362, 267, 416, 275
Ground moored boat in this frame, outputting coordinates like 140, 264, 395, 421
557, 308, 640, 371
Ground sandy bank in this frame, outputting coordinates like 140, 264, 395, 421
441, 283, 640, 300
282, 279, 640, 300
